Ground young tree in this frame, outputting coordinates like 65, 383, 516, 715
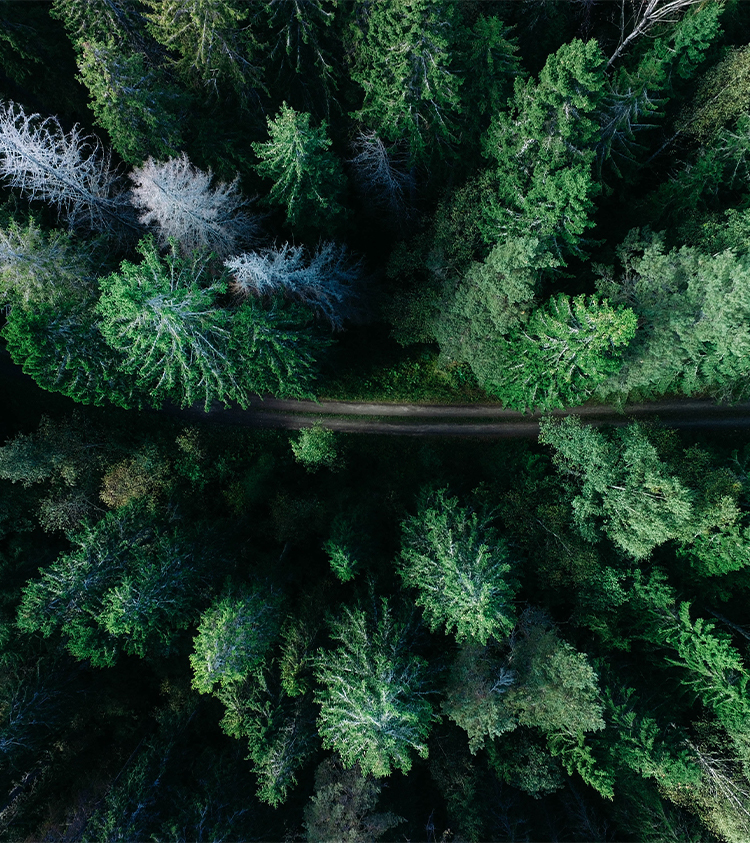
225, 240, 361, 329
144, 0, 264, 104
539, 416, 739, 559
76, 40, 186, 166
252, 103, 347, 229
314, 597, 434, 778
483, 294, 637, 411
290, 423, 341, 472
129, 153, 258, 257
399, 487, 518, 645
190, 586, 282, 695
350, 0, 462, 165
481, 39, 606, 257
0, 102, 135, 236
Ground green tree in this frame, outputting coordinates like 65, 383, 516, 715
144, 0, 264, 104
304, 755, 405, 842
290, 423, 340, 472
350, 0, 462, 165
252, 103, 347, 229
314, 597, 434, 777
76, 40, 186, 165
2, 299, 135, 409
596, 231, 750, 402
539, 416, 739, 559
478, 294, 637, 411
190, 586, 282, 695
96, 238, 241, 410
432, 236, 556, 371
0, 218, 96, 307
481, 38, 606, 257
17, 503, 201, 666
399, 487, 517, 644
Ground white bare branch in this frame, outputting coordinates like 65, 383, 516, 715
608, 0, 707, 67
129, 153, 259, 257
225, 241, 362, 330
0, 101, 135, 236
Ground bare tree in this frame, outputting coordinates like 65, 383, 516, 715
349, 128, 414, 221
129, 153, 259, 257
0, 101, 135, 236
225, 241, 361, 330
608, 0, 706, 67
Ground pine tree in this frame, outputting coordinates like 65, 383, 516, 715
348, 129, 413, 221
399, 487, 518, 644
144, 0, 264, 104
314, 597, 434, 778
539, 416, 740, 559
481, 39, 606, 257
350, 0, 462, 165
225, 240, 361, 329
76, 40, 186, 166
129, 153, 258, 257
96, 238, 242, 410
17, 503, 201, 665
484, 294, 637, 411
252, 103, 347, 229
0, 218, 96, 307
190, 586, 282, 695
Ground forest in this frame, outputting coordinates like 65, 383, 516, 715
4, 0, 750, 840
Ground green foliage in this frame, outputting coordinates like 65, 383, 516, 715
323, 510, 363, 582
314, 597, 434, 777
76, 40, 186, 165
482, 38, 606, 257
442, 641, 516, 754
350, 0, 462, 165
481, 294, 637, 411
17, 503, 201, 665
540, 416, 739, 559
228, 298, 329, 399
399, 487, 517, 644
97, 238, 239, 410
144, 0, 263, 102
3, 299, 135, 409
596, 231, 750, 402
190, 586, 282, 694
290, 423, 340, 472
252, 102, 347, 229
432, 235, 556, 369
0, 218, 95, 307
304, 755, 405, 842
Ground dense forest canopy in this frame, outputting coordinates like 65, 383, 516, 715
4, 0, 750, 840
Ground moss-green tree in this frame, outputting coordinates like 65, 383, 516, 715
350, 0, 462, 165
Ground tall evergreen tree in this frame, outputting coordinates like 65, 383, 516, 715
252, 103, 347, 230
482, 39, 606, 257
350, 0, 462, 166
